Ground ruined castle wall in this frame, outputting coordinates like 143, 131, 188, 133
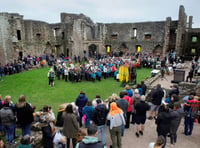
60, 13, 97, 58
23, 20, 55, 56
176, 5, 187, 55
0, 13, 24, 65
163, 17, 171, 55
0, 14, 10, 65
104, 21, 165, 53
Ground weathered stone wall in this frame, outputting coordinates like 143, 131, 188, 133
0, 13, 23, 65
145, 74, 200, 101
0, 6, 199, 65
104, 21, 165, 53
176, 5, 187, 55
178, 82, 199, 99
23, 20, 55, 56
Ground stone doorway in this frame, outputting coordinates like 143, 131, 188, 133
153, 45, 162, 56
88, 44, 97, 57
19, 51, 23, 60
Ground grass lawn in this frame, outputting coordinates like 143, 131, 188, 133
0, 67, 152, 113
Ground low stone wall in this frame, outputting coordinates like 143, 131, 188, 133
144, 74, 200, 101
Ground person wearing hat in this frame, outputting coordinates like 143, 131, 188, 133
134, 95, 150, 138
107, 102, 125, 148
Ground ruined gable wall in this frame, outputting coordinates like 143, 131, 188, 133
61, 13, 96, 57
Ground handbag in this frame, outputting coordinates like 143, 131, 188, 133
53, 130, 62, 144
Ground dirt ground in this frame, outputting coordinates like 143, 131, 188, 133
103, 114, 200, 148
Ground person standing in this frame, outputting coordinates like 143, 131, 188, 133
15, 95, 34, 136
107, 102, 125, 148
170, 102, 184, 145
186, 68, 194, 83
75, 91, 88, 127
0, 101, 16, 145
62, 104, 79, 148
155, 104, 172, 148
116, 91, 128, 136
48, 67, 55, 86
82, 100, 94, 128
123, 92, 132, 129
135, 95, 150, 138
183, 95, 200, 136
141, 81, 147, 95
37, 105, 55, 148
92, 99, 108, 145
148, 84, 164, 120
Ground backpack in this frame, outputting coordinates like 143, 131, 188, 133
190, 102, 200, 119
95, 105, 107, 125
49, 71, 55, 78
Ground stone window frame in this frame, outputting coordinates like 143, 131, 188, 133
191, 36, 197, 43
132, 28, 137, 39
111, 33, 118, 40
144, 33, 151, 40
17, 30, 21, 40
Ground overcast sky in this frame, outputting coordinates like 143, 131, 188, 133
1, 0, 200, 27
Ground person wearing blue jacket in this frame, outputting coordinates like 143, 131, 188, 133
75, 91, 88, 127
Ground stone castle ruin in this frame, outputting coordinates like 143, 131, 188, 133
0, 5, 200, 65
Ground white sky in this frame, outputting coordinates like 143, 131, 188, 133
1, 0, 200, 28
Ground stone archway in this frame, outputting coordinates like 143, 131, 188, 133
153, 45, 163, 56
88, 44, 97, 57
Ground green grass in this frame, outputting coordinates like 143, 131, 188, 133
0, 67, 152, 113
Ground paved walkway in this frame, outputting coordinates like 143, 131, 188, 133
80, 61, 200, 148
108, 61, 199, 148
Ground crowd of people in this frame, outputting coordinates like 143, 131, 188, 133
0, 79, 199, 148
0, 51, 200, 148
47, 50, 200, 87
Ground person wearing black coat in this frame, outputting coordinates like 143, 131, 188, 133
92, 100, 108, 145
41, 124, 53, 148
148, 84, 164, 119
168, 84, 179, 99
170, 102, 184, 145
15, 95, 34, 136
186, 68, 194, 83
155, 104, 172, 148
141, 81, 147, 95
135, 95, 150, 138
